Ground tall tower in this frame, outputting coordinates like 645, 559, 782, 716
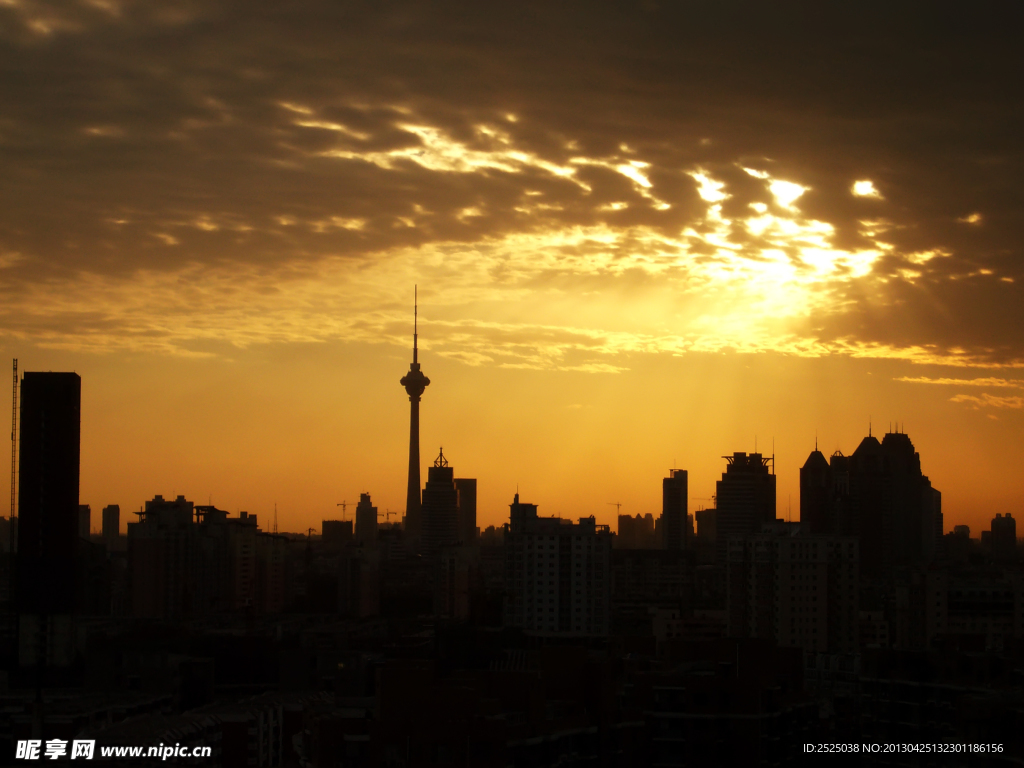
17, 372, 81, 615
400, 287, 430, 547
715, 451, 776, 564
661, 469, 688, 550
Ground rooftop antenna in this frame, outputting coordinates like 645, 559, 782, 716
869, 417, 872, 438
434, 446, 448, 467
274, 502, 278, 534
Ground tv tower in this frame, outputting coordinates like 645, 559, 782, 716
400, 287, 429, 547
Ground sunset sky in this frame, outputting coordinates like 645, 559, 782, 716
1, 2, 1021, 535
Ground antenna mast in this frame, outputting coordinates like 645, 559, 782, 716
10, 359, 16, 539
413, 285, 418, 364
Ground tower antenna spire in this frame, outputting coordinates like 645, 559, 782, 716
414, 285, 418, 364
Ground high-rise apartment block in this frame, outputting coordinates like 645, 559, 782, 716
727, 523, 859, 653
355, 493, 378, 547
989, 513, 1017, 561
16, 372, 81, 616
661, 469, 689, 550
715, 452, 776, 564
504, 494, 612, 636
454, 477, 477, 545
128, 496, 285, 618
617, 513, 658, 549
102, 504, 120, 543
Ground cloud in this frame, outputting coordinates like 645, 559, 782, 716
1, 1, 1023, 369
949, 393, 1024, 409
896, 376, 1024, 388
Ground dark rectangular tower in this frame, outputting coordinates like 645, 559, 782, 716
661, 469, 688, 550
102, 504, 120, 542
355, 492, 378, 547
455, 477, 477, 545
16, 372, 81, 615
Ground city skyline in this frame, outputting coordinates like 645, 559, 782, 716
1, 4, 1023, 535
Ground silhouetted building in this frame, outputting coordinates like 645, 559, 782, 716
339, 548, 380, 618
801, 430, 942, 581
102, 504, 120, 543
78, 504, 91, 538
661, 469, 688, 550
16, 371, 81, 616
400, 290, 429, 549
694, 507, 717, 564
128, 497, 273, 618
616, 513, 657, 549
610, 548, 693, 609
799, 448, 832, 534
354, 493, 378, 547
321, 519, 353, 550
128, 494, 196, 619
454, 477, 477, 545
925, 569, 1024, 651
504, 494, 612, 636
422, 448, 458, 558
989, 513, 1017, 561
715, 452, 775, 564
727, 522, 859, 653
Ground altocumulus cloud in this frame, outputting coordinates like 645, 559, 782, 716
1, 1, 1022, 370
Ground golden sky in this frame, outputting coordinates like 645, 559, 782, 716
1, 2, 1021, 535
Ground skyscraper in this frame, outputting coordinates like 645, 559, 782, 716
400, 288, 429, 547
421, 448, 458, 558
16, 372, 81, 615
661, 469, 688, 550
454, 477, 477, 545
355, 492, 378, 547
799, 429, 942, 581
715, 452, 776, 564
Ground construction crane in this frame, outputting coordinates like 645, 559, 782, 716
9, 359, 15, 552
607, 502, 623, 515
9, 360, 15, 552
336, 501, 349, 520
378, 509, 398, 522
